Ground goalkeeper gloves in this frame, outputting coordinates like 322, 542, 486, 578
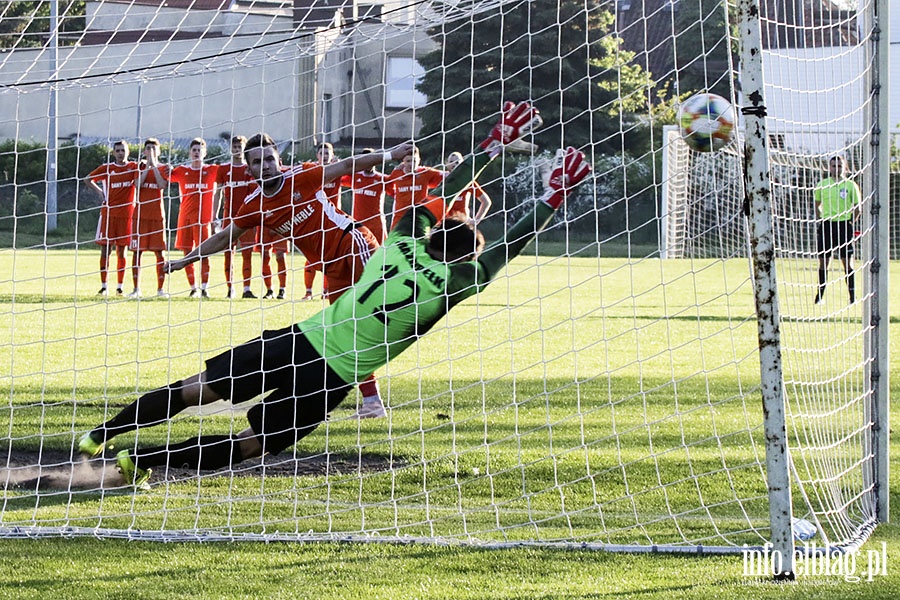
541, 146, 592, 210
479, 101, 543, 158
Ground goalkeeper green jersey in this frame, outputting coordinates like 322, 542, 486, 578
300, 201, 556, 384
814, 177, 860, 221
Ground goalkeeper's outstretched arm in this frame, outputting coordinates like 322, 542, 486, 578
431, 101, 544, 208
477, 146, 592, 283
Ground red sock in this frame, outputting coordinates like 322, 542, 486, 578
277, 254, 287, 289
155, 252, 166, 290
241, 249, 253, 288
224, 250, 233, 288
260, 251, 272, 290
359, 375, 380, 399
304, 261, 315, 290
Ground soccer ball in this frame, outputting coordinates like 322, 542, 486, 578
677, 93, 736, 152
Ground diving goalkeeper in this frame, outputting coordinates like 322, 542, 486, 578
77, 105, 591, 488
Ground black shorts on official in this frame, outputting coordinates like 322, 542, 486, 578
816, 220, 854, 258
204, 324, 353, 455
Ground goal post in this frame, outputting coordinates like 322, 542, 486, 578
0, 0, 890, 561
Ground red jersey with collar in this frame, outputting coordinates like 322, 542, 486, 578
170, 164, 219, 225
216, 162, 257, 219
233, 164, 357, 264
136, 163, 169, 221
387, 166, 445, 230
350, 170, 391, 240
88, 161, 138, 218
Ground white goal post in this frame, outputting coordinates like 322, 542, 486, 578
0, 0, 890, 567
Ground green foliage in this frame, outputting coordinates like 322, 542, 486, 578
0, 1, 86, 49
672, 0, 737, 98
416, 0, 654, 156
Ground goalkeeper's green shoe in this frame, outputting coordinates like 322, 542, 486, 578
77, 432, 105, 459
116, 450, 152, 491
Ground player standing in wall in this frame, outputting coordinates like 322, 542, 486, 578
300, 142, 345, 300
85, 140, 138, 297
387, 146, 445, 231
349, 148, 392, 244
169, 138, 220, 298
129, 138, 170, 298
215, 135, 259, 299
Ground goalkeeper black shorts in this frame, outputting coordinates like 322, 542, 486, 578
816, 219, 854, 258
204, 324, 353, 454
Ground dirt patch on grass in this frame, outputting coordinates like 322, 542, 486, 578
1, 447, 402, 492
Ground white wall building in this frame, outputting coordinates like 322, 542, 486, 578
0, 0, 435, 152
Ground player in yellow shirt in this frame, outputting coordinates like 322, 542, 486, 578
813, 155, 861, 304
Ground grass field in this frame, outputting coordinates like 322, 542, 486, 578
1, 249, 897, 599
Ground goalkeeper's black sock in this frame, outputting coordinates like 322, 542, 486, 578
816, 268, 827, 301
134, 435, 245, 471
847, 270, 856, 303
91, 380, 188, 442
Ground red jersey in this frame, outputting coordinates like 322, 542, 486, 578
170, 164, 219, 225
233, 164, 359, 264
88, 161, 138, 219
301, 161, 346, 208
387, 166, 445, 230
350, 170, 391, 242
447, 181, 485, 219
216, 162, 257, 219
136, 163, 169, 222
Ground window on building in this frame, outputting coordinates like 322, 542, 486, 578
385, 56, 426, 109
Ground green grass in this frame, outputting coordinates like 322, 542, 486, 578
0, 249, 898, 599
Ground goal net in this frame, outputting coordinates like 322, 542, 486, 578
0, 0, 889, 555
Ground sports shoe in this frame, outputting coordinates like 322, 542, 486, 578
226, 287, 236, 299
115, 288, 124, 296
814, 292, 823, 305
97, 287, 108, 297
301, 291, 314, 301
156, 290, 170, 298
242, 290, 257, 299
77, 432, 105, 459
200, 289, 210, 299
189, 288, 200, 298
262, 289, 274, 300
353, 398, 387, 419
276, 288, 286, 300
126, 289, 142, 299
116, 450, 152, 491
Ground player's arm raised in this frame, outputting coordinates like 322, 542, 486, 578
165, 222, 248, 273
477, 146, 591, 281
321, 142, 415, 184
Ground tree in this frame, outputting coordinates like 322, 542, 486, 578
672, 0, 736, 98
0, 1, 86, 50
416, 0, 654, 157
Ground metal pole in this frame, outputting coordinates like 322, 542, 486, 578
737, 0, 795, 580
45, 0, 59, 235
870, 0, 890, 524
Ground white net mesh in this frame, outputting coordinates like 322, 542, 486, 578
0, 0, 888, 552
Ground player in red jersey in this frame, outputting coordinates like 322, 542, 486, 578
166, 134, 414, 419
129, 138, 170, 298
86, 140, 138, 297
300, 142, 347, 301
169, 138, 220, 298
215, 136, 259, 299
387, 145, 445, 231
444, 151, 493, 224
349, 148, 392, 244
